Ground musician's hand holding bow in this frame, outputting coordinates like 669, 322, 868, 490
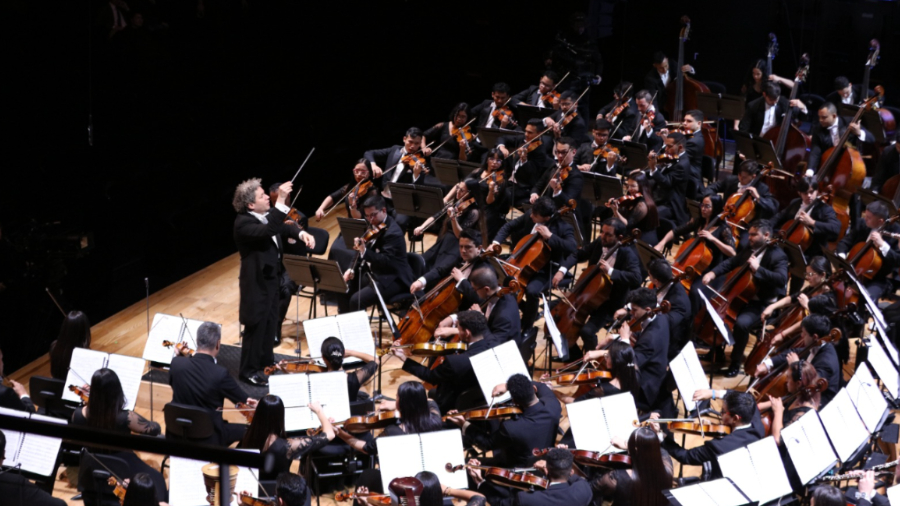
410, 279, 425, 294
618, 323, 632, 343
647, 412, 662, 434
491, 383, 508, 398
797, 210, 815, 227
370, 163, 383, 178
598, 259, 613, 274
610, 436, 628, 450
298, 231, 315, 249
535, 224, 553, 241
529, 193, 540, 204
343, 269, 355, 282
467, 458, 485, 486
755, 363, 769, 378
583, 349, 607, 362
533, 459, 548, 474
451, 267, 466, 283
552, 271, 564, 288
693, 389, 713, 402
786, 351, 800, 365
761, 303, 776, 321
747, 254, 760, 272
701, 272, 716, 285
613, 308, 628, 320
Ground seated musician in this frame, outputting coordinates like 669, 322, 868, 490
587, 288, 670, 414
808, 102, 873, 172
597, 82, 637, 141
760, 257, 836, 347
238, 396, 335, 479
413, 180, 480, 253
701, 220, 789, 377
837, 200, 900, 302
848, 469, 895, 506
554, 218, 642, 358
610, 172, 659, 245
496, 118, 555, 209
574, 119, 620, 176
542, 90, 590, 144
594, 427, 674, 506
660, 390, 762, 479
494, 196, 577, 332
397, 311, 501, 414
0, 349, 35, 413
824, 75, 864, 106
447, 373, 561, 468
467, 149, 511, 240
472, 82, 519, 130
436, 266, 521, 345
530, 136, 584, 211
622, 89, 668, 153
169, 322, 258, 446
411, 228, 483, 295
336, 194, 415, 314
272, 472, 312, 506
512, 70, 561, 109
681, 109, 707, 199
468, 448, 592, 506
0, 431, 66, 506
738, 82, 792, 137
755, 314, 840, 406
703, 160, 779, 230
646, 131, 690, 227
550, 341, 640, 406
317, 337, 377, 400
49, 310, 92, 381
771, 177, 841, 291
648, 258, 691, 358
424, 102, 481, 162
871, 130, 900, 194
760, 360, 822, 445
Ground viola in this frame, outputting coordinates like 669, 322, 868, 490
498, 200, 576, 294
759, 378, 828, 436
307, 410, 400, 436
443, 405, 523, 422
221, 402, 255, 423
263, 361, 327, 375
334, 491, 391, 504
162, 340, 194, 356
749, 329, 842, 400
612, 300, 671, 346
376, 341, 467, 357
446, 463, 549, 491
238, 492, 277, 506
453, 124, 475, 153
491, 106, 518, 127
107, 477, 127, 506
532, 447, 632, 469
353, 180, 374, 201
348, 222, 388, 276
69, 384, 90, 403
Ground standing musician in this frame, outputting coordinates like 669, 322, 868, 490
232, 179, 316, 385
623, 89, 668, 152
738, 82, 793, 137
554, 218, 642, 358
755, 315, 841, 407
397, 311, 501, 414
336, 194, 415, 314
871, 130, 900, 194
410, 228, 484, 295
647, 131, 689, 227
497, 118, 555, 209
701, 220, 789, 377
471, 82, 519, 130
837, 200, 900, 302
494, 197, 577, 332
596, 427, 674, 506
447, 373, 561, 469
512, 70, 561, 109
680, 109, 706, 198
530, 136, 584, 211
424, 102, 481, 162
586, 287, 670, 414
597, 82, 637, 140
542, 90, 591, 144
574, 119, 620, 176
659, 391, 762, 479
433, 265, 522, 344
808, 102, 873, 172
467, 448, 592, 506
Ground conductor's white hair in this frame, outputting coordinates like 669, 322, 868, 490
232, 178, 262, 213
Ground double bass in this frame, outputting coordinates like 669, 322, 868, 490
761, 54, 812, 209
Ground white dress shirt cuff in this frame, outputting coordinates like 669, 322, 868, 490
274, 202, 289, 213
558, 267, 568, 274
879, 241, 890, 256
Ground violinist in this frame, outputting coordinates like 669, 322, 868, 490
646, 131, 689, 227
494, 197, 576, 332
530, 136, 584, 211
597, 82, 637, 140
424, 102, 480, 162
122, 472, 170, 506
49, 310, 92, 381
594, 427, 673, 506
233, 179, 316, 384
336, 194, 415, 314
554, 219, 642, 357
574, 119, 619, 176
468, 149, 511, 240
647, 258, 691, 358
317, 159, 381, 272
738, 82, 794, 137
871, 130, 900, 194
397, 311, 501, 414
410, 228, 483, 296
512, 70, 561, 109
468, 448, 592, 506
837, 200, 900, 302
610, 173, 659, 245
433, 266, 521, 344
414, 181, 480, 253
272, 472, 311, 506
759, 257, 837, 349
680, 110, 706, 197
623, 90, 668, 152
551, 341, 640, 406
542, 90, 591, 144
755, 314, 840, 407
0, 431, 66, 506
701, 220, 789, 377
660, 391, 762, 479
447, 373, 561, 469
471, 82, 519, 130
808, 102, 873, 172
169, 322, 259, 446
0, 348, 35, 412
496, 119, 555, 209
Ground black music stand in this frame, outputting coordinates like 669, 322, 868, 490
581, 172, 623, 206
337, 217, 369, 249
697, 92, 745, 123
608, 139, 649, 172
687, 199, 701, 221
779, 240, 808, 280
431, 158, 481, 187
732, 130, 782, 169
389, 184, 446, 219
857, 188, 900, 217
283, 256, 348, 320
477, 127, 522, 149
561, 213, 583, 249
515, 104, 554, 125
838, 104, 889, 144
635, 240, 666, 272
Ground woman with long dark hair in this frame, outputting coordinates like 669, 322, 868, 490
611, 173, 659, 245
415, 470, 485, 506
594, 427, 673, 506
318, 337, 377, 400
239, 395, 334, 480
549, 341, 640, 404
654, 194, 735, 263
121, 473, 169, 506
424, 102, 481, 162
468, 148, 510, 241
49, 311, 92, 380
741, 59, 770, 106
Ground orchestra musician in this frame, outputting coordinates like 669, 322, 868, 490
410, 228, 483, 296
610, 172, 659, 245
0, 431, 66, 506
414, 186, 481, 268
837, 200, 900, 302
467, 149, 511, 240
574, 119, 620, 176
701, 220, 789, 377
494, 197, 577, 332
397, 310, 501, 414
468, 448, 592, 506
364, 127, 432, 187
738, 82, 792, 137
808, 102, 873, 172
471, 82, 518, 130
121, 473, 169, 506
49, 310, 92, 380
647, 131, 690, 227
597, 82, 637, 140
0, 349, 35, 413
497, 119, 555, 209
318, 337, 378, 400
759, 257, 837, 348
704, 160, 779, 243
550, 341, 640, 407
624, 89, 668, 152
512, 70, 561, 109
871, 130, 900, 194
272, 472, 312, 506
740, 59, 769, 106
424, 102, 481, 162
336, 194, 414, 314
681, 109, 706, 199
596, 427, 674, 506
824, 76, 864, 106
849, 469, 894, 506
232, 179, 315, 385
530, 136, 584, 210
648, 258, 691, 358
644, 52, 672, 110
761, 360, 822, 445
542, 90, 591, 144
431, 266, 521, 345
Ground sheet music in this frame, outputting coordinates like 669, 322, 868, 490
866, 334, 900, 399
16, 414, 65, 477
62, 348, 109, 404
469, 340, 530, 404
669, 478, 749, 506
307, 371, 351, 429
268, 374, 311, 431
542, 295, 568, 361
847, 363, 888, 433
305, 311, 376, 364
168, 455, 259, 506
377, 430, 467, 492
143, 314, 215, 365
568, 393, 638, 455
106, 353, 146, 411
670, 342, 711, 412
0, 407, 27, 468
886, 484, 900, 505
718, 437, 791, 505
819, 388, 870, 462
782, 409, 838, 484
303, 316, 342, 359
698, 291, 733, 345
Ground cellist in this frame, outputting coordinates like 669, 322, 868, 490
808, 102, 873, 172
431, 266, 521, 344
493, 197, 576, 333
871, 130, 900, 195
836, 200, 900, 302
409, 228, 485, 296
700, 220, 789, 377
703, 160, 779, 245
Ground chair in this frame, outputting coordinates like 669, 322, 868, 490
304, 226, 330, 257
78, 450, 130, 506
307, 401, 377, 506
519, 327, 539, 375
29, 376, 75, 420
701, 155, 716, 185
371, 253, 426, 331
799, 93, 825, 116
163, 403, 215, 442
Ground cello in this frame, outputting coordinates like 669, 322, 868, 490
759, 377, 828, 436
761, 54, 812, 209
719, 162, 777, 242
777, 190, 828, 252
748, 328, 841, 400
494, 200, 576, 290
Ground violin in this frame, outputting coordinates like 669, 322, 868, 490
634, 418, 731, 438
532, 447, 632, 469
69, 384, 90, 403
401, 152, 427, 170
107, 477, 127, 506
238, 492, 277, 506
453, 124, 475, 156
593, 144, 620, 159
263, 361, 327, 375
605, 99, 630, 123
608, 192, 642, 209
268, 188, 306, 230
491, 106, 518, 127
376, 341, 467, 357
162, 340, 194, 356
334, 491, 391, 504
610, 300, 672, 346
445, 463, 549, 491
442, 405, 523, 422
547, 369, 613, 387
307, 410, 400, 436
218, 402, 256, 423
559, 110, 578, 128
348, 222, 388, 276
353, 180, 374, 201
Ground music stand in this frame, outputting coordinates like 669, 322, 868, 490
608, 139, 649, 171
431, 158, 481, 187
515, 104, 554, 125
687, 199, 701, 221
581, 172, 623, 206
857, 188, 900, 217
779, 240, 808, 280
477, 127, 522, 149
635, 240, 666, 272
838, 104, 888, 144
389, 184, 446, 219
697, 92, 746, 122
338, 217, 369, 249
561, 213, 583, 248
732, 131, 782, 169
283, 256, 348, 320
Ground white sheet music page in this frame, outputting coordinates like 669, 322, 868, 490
167, 457, 211, 506
698, 291, 733, 345
542, 294, 567, 360
670, 342, 710, 412
567, 398, 611, 455
16, 413, 66, 476
302, 316, 343, 360
886, 484, 900, 505
669, 478, 748, 506
268, 374, 311, 432
600, 393, 639, 449
376, 432, 430, 492
667, 482, 716, 506
782, 409, 838, 484
718, 436, 791, 505
847, 363, 888, 433
819, 388, 870, 462
142, 313, 182, 364
0, 407, 27, 468
418, 430, 468, 490
62, 348, 108, 404
106, 353, 147, 411
469, 340, 529, 405
307, 371, 352, 429
334, 311, 376, 363
866, 332, 900, 399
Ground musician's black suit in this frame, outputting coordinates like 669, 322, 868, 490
663, 424, 761, 479
837, 220, 900, 303
770, 342, 840, 407
738, 96, 790, 136
649, 155, 689, 226
662, 281, 691, 359
169, 353, 249, 446
480, 474, 592, 506
632, 314, 670, 413
808, 117, 874, 172
0, 385, 35, 413
497, 134, 555, 208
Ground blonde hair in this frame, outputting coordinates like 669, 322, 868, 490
232, 178, 262, 213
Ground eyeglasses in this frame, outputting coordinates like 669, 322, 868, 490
554, 149, 570, 156
700, 204, 713, 209
364, 212, 381, 220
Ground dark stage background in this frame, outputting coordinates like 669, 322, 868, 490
2, 0, 897, 372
